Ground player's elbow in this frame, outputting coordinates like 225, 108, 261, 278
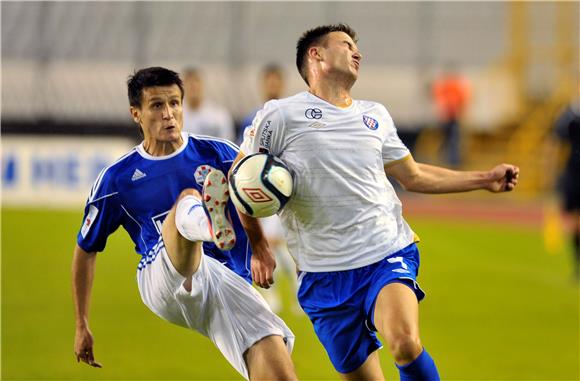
396, 173, 423, 192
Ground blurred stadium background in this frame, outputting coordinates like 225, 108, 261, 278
2, 2, 579, 380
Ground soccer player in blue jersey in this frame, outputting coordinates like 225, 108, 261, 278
236, 24, 520, 380
71, 67, 297, 380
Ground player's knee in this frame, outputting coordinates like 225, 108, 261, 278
162, 188, 203, 240
245, 336, 297, 381
177, 188, 201, 202
388, 333, 422, 364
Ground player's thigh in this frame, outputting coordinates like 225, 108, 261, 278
373, 282, 420, 346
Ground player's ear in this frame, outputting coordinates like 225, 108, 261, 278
130, 106, 141, 124
308, 46, 323, 62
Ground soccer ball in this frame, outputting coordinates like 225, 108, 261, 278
228, 153, 293, 218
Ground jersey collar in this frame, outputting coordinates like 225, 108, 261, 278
136, 132, 189, 160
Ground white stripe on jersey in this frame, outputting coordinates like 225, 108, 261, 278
89, 148, 138, 202
189, 133, 240, 152
120, 203, 149, 251
90, 191, 119, 204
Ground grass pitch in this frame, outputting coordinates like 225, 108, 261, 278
2, 208, 578, 380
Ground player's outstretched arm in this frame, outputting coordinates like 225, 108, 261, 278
72, 244, 102, 368
230, 152, 277, 289
385, 155, 519, 194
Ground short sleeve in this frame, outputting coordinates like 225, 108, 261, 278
77, 173, 123, 253
381, 112, 411, 164
240, 100, 285, 156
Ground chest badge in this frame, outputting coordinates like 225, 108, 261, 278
363, 115, 379, 130
305, 108, 323, 119
194, 165, 214, 185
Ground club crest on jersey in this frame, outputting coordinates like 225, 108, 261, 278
305, 108, 323, 119
362, 115, 379, 130
194, 165, 213, 185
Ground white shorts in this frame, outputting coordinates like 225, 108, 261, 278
137, 244, 295, 379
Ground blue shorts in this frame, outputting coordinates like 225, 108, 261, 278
297, 243, 425, 374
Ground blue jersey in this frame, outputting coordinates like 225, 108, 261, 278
76, 132, 251, 282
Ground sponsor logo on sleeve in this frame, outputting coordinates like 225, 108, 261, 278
363, 115, 379, 130
259, 121, 273, 152
81, 205, 99, 238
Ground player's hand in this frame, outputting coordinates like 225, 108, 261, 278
487, 164, 520, 192
251, 239, 276, 289
74, 326, 102, 368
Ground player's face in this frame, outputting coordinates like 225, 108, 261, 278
320, 31, 362, 81
132, 84, 183, 143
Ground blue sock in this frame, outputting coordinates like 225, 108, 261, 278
396, 348, 440, 381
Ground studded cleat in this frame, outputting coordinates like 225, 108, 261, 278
202, 168, 236, 251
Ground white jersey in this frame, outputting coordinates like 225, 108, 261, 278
240, 91, 416, 272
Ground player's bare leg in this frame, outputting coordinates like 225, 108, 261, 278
374, 283, 422, 364
374, 282, 440, 380
339, 351, 385, 381
244, 335, 297, 381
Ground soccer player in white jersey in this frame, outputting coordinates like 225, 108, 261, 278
71, 67, 297, 380
236, 24, 519, 381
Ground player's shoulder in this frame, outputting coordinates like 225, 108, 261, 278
261, 92, 310, 112
185, 132, 240, 154
356, 99, 391, 115
88, 147, 140, 202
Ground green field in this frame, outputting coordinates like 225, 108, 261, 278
2, 208, 579, 380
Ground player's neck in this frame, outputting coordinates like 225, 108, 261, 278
143, 136, 184, 156
308, 82, 352, 108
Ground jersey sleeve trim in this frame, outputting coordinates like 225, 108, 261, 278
383, 153, 412, 168
189, 133, 240, 152
89, 191, 119, 204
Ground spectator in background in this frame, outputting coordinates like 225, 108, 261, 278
182, 67, 235, 141
552, 95, 580, 282
432, 63, 471, 167
238, 64, 285, 143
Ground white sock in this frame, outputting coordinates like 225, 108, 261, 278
175, 195, 212, 242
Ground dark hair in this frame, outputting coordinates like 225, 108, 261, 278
295, 23, 358, 85
127, 67, 184, 108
